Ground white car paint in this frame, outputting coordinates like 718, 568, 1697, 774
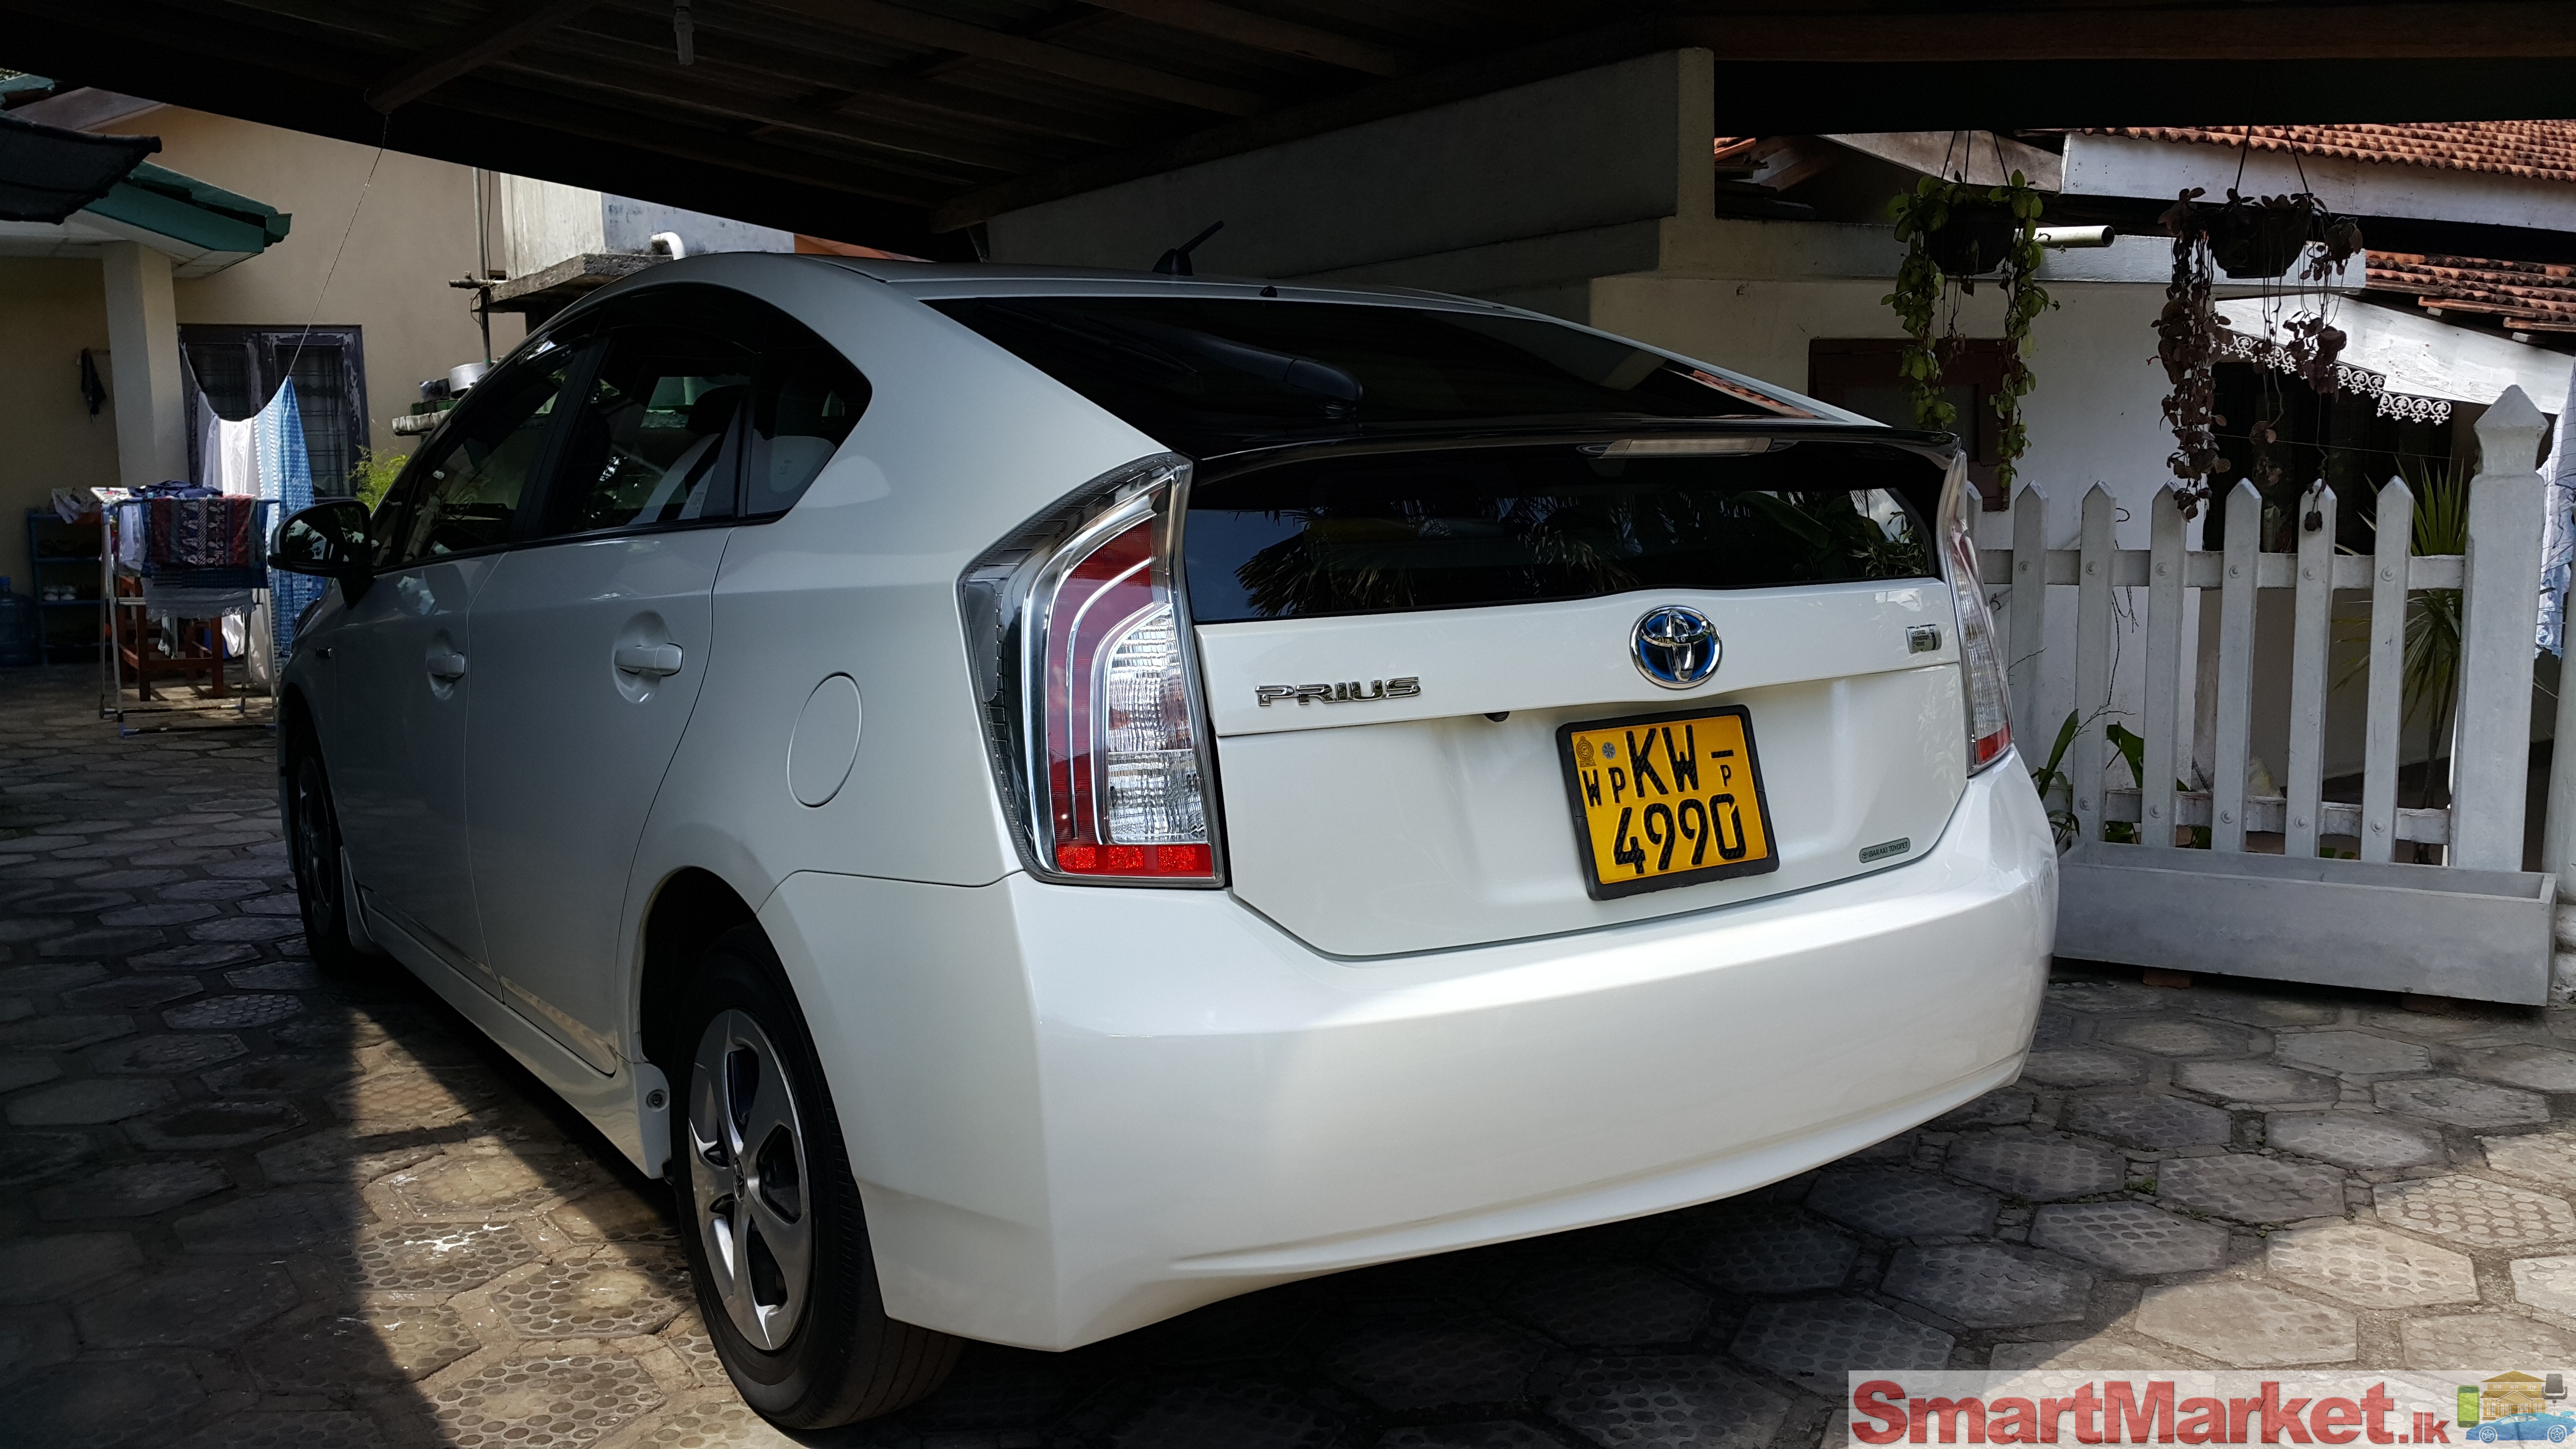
286, 252, 2056, 1353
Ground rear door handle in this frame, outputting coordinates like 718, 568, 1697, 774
614, 643, 684, 678
425, 647, 468, 681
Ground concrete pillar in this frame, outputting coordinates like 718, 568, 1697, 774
98, 241, 188, 489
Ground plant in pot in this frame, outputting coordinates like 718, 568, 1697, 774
1884, 171, 2054, 497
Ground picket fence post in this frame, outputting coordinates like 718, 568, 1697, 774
2070, 485, 2117, 841
2009, 483, 2048, 757
2211, 480, 2261, 852
2284, 481, 2337, 859
2453, 386, 2551, 871
2359, 476, 2414, 864
2141, 486, 2186, 846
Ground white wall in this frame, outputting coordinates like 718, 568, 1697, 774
497, 175, 792, 280
2066, 132, 2576, 235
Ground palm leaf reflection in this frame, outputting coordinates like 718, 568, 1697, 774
1233, 485, 1930, 618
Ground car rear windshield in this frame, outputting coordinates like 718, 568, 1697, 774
927, 295, 1823, 452
1183, 442, 1943, 624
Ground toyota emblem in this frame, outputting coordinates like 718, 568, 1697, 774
1631, 606, 1720, 689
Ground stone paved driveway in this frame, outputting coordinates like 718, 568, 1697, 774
14, 663, 2576, 1448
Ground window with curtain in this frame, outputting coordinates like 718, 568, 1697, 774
180, 325, 370, 496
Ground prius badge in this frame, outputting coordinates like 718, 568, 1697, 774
1632, 605, 1720, 688
1256, 677, 1420, 707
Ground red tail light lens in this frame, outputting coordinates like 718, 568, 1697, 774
1941, 462, 2013, 772
960, 456, 1220, 885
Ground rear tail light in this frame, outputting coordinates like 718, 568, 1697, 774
960, 454, 1220, 884
1941, 462, 2013, 772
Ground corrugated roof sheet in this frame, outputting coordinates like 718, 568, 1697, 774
2084, 123, 2576, 186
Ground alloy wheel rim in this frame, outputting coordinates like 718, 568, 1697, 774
686, 1008, 813, 1351
292, 758, 336, 919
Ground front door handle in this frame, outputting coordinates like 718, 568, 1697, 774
614, 643, 684, 678
425, 646, 468, 682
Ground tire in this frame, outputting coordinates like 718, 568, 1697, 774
283, 725, 370, 974
667, 926, 959, 1428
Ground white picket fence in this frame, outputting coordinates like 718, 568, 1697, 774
1982, 385, 2569, 1004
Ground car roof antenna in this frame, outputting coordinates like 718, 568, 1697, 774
1152, 221, 1224, 277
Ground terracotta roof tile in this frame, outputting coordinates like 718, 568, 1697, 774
2084, 123, 2576, 186
2368, 251, 2576, 334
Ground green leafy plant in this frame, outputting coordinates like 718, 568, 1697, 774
1884, 171, 2055, 498
348, 448, 407, 511
2333, 458, 2465, 817
2026, 709, 2083, 849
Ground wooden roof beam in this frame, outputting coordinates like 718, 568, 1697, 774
1074, 0, 1411, 76
365, 0, 600, 113
754, 0, 1271, 116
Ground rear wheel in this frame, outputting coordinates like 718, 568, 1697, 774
669, 927, 959, 1427
283, 729, 368, 973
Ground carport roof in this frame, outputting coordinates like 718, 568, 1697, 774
5, 1, 2576, 257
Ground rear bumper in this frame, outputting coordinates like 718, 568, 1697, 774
760, 754, 2055, 1350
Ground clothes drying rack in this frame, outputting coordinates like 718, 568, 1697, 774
95, 491, 280, 735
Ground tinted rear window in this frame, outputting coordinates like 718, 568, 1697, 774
929, 295, 1821, 453
1184, 442, 1942, 624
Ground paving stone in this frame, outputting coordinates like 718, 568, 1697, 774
0, 1232, 142, 1305
2029, 1201, 2230, 1276
2172, 1059, 2346, 1106
2509, 1253, 2576, 1318
491, 1251, 691, 1338
2047, 980, 2178, 1013
1664, 1203, 1858, 1293
36, 1159, 230, 1218
202, 1053, 357, 1096
5, 1075, 175, 1126
1944, 1132, 2126, 1199
163, 992, 304, 1030
0, 998, 25, 1023
1326, 1311, 1549, 1411
2400, 1312, 2576, 1368
0, 1013, 132, 1052
9, 891, 136, 914
346, 1222, 537, 1292
1497, 1259, 1708, 1349
84, 1031, 246, 1074
659, 1318, 728, 1387
129, 941, 257, 968
0, 916, 77, 945
2063, 1094, 2233, 1149
1988, 1337, 2198, 1371
73, 1261, 301, 1347
239, 893, 303, 915
1808, 1169, 1998, 1240
41, 927, 169, 957
2157, 1154, 2349, 1223
1934, 1088, 2037, 1129
158, 878, 266, 902
0, 1308, 76, 1387
2484, 1135, 2576, 1190
97, 902, 215, 927
1546, 1355, 1788, 1449
245, 1304, 481, 1387
255, 1130, 451, 1185
2376, 1176, 2576, 1247
424, 1352, 665, 1449
1731, 1297, 1953, 1389
186, 916, 303, 943
0, 1129, 98, 1186
2274, 1031, 2432, 1076
550, 1188, 675, 1244
1883, 1242, 2093, 1327
0, 962, 104, 994
168, 1411, 385, 1449
57, 974, 200, 1010
381, 1147, 594, 1219
2101, 1018, 2263, 1058
330, 1068, 497, 1127
2267, 1111, 2447, 1170
0, 1056, 59, 1092
1109, 1380, 1339, 1449
0, 1358, 203, 1449
224, 961, 323, 991
628, 1400, 806, 1449
2267, 1221, 2479, 1308
2133, 1280, 2356, 1365
2463, 1046, 2576, 1093
2375, 1077, 2551, 1128
2020, 1048, 2146, 1087
126, 1097, 304, 1150
174, 1189, 358, 1253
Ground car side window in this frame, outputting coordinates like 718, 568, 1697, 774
745, 339, 869, 518
540, 325, 755, 538
390, 344, 580, 565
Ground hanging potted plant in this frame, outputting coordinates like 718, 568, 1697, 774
2208, 191, 2319, 279
1884, 170, 2055, 494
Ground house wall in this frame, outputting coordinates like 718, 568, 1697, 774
94, 106, 524, 482
0, 259, 119, 591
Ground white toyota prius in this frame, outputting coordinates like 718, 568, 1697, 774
271, 253, 2055, 1428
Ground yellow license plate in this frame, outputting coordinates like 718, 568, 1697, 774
1557, 705, 1778, 900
